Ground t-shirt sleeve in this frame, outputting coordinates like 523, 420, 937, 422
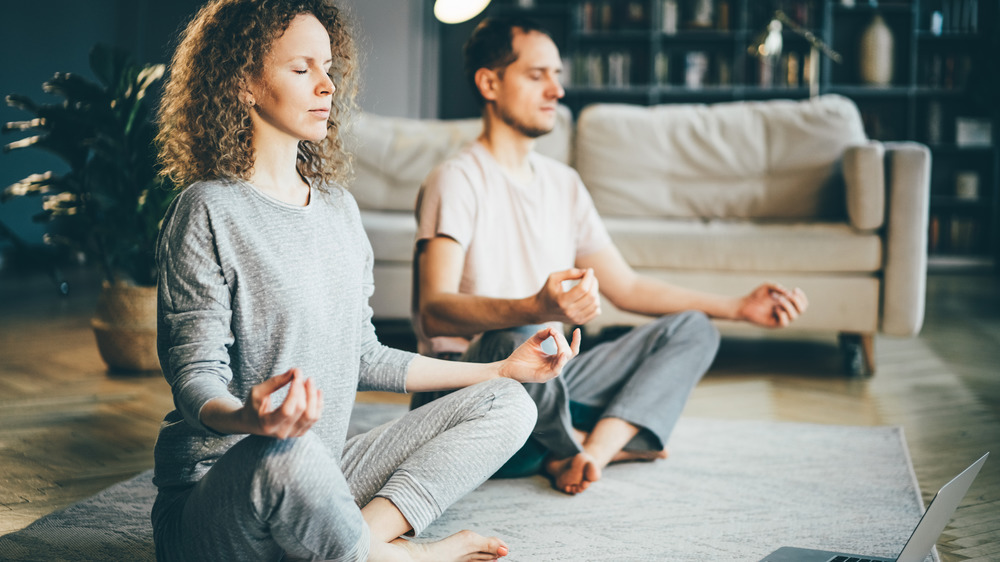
156, 190, 239, 435
572, 174, 613, 258
415, 162, 478, 250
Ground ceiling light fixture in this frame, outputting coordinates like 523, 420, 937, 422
433, 0, 491, 24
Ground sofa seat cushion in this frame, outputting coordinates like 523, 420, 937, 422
575, 95, 867, 220
604, 218, 882, 273
361, 211, 417, 263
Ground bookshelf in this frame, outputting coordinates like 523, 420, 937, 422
485, 0, 999, 269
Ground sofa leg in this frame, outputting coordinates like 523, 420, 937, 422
839, 332, 876, 378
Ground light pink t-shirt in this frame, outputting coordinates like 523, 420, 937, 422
414, 142, 612, 355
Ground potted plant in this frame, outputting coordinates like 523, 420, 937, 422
2, 44, 176, 372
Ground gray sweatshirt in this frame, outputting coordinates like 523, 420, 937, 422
152, 178, 414, 489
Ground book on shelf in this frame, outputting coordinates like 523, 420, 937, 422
949, 216, 981, 253
929, 214, 941, 253
579, 1, 614, 32
931, 213, 984, 254
926, 100, 944, 144
572, 51, 633, 88
716, 1, 730, 30
940, 0, 979, 33
786, 52, 800, 88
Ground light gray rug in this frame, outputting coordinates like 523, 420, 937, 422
0, 403, 935, 562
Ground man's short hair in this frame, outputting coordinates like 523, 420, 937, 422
463, 16, 551, 106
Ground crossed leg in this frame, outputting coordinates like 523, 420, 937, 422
344, 377, 537, 560
153, 379, 534, 562
542, 311, 719, 494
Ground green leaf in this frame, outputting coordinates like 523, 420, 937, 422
5, 94, 39, 114
3, 42, 174, 286
89, 43, 133, 91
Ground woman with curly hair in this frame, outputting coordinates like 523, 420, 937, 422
151, 1, 580, 560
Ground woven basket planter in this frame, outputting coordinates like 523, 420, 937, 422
91, 282, 159, 373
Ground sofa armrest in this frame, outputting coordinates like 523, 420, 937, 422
842, 141, 886, 230
881, 142, 931, 336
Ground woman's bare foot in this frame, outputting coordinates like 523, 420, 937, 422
384, 530, 509, 562
610, 448, 669, 463
544, 452, 601, 495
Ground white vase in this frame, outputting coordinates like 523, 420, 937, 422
859, 13, 894, 86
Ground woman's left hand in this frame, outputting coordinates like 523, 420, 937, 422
498, 326, 581, 384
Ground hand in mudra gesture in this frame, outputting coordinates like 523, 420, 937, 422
738, 283, 809, 328
499, 326, 582, 384
240, 368, 323, 439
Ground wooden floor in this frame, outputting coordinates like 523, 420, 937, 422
1, 266, 998, 561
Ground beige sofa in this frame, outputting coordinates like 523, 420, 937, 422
346, 94, 930, 375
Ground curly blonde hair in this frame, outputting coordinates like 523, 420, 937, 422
157, 0, 358, 189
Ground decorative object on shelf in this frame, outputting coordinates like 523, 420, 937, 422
930, 10, 944, 35
955, 117, 993, 147
2, 44, 175, 373
434, 0, 490, 24
690, 0, 713, 28
955, 171, 980, 200
685, 52, 709, 88
750, 19, 783, 87
859, 11, 894, 86
655, 51, 670, 85
748, 9, 841, 96
607, 51, 631, 88
661, 0, 679, 34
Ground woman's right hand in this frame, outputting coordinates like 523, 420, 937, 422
239, 368, 324, 439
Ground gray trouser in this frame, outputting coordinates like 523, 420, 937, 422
414, 312, 720, 461
151, 378, 536, 562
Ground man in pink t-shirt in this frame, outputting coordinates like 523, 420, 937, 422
413, 16, 808, 495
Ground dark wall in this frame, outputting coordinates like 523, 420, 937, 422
0, 0, 204, 252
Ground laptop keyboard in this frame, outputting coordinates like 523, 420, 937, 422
827, 557, 884, 562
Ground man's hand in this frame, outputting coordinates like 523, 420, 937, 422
239, 368, 324, 439
499, 326, 582, 384
737, 283, 809, 328
532, 268, 601, 325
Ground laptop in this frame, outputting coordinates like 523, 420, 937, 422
758, 452, 989, 562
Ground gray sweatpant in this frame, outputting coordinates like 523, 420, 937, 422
151, 377, 536, 562
414, 311, 720, 461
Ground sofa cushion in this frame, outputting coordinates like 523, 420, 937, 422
361, 210, 417, 263
347, 105, 573, 212
575, 95, 867, 220
586, 271, 880, 334
604, 218, 882, 273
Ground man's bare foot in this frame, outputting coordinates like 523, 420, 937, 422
610, 448, 669, 463
383, 530, 509, 562
544, 452, 601, 495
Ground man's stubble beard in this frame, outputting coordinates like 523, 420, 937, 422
495, 102, 553, 139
